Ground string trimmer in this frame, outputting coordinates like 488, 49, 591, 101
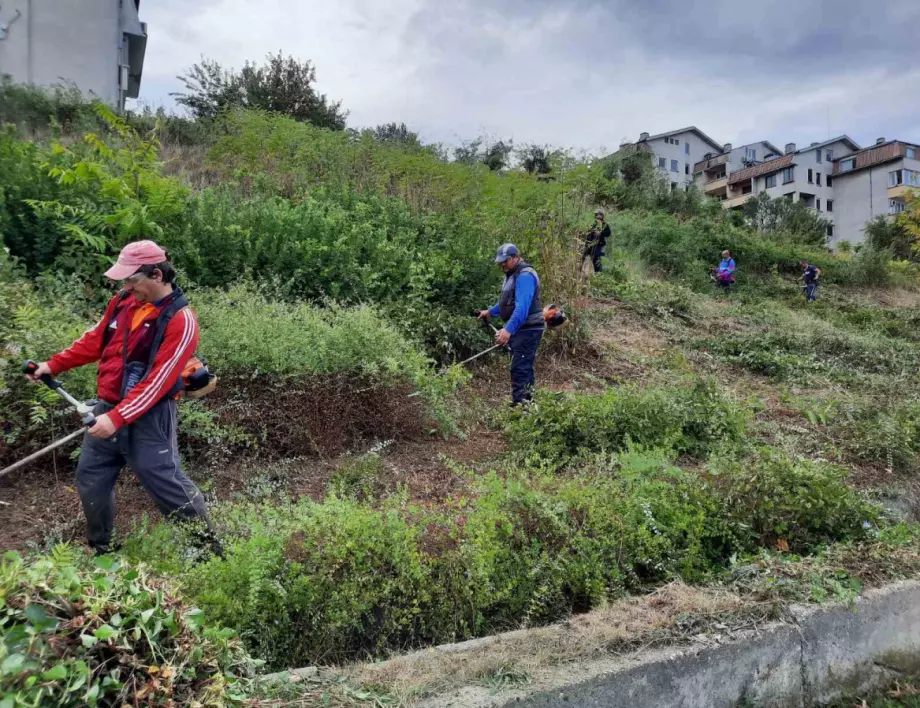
457, 304, 569, 367
0, 361, 98, 479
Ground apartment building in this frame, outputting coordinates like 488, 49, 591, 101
693, 140, 783, 200
718, 137, 860, 240
0, 0, 147, 110
831, 139, 920, 247
621, 127, 725, 190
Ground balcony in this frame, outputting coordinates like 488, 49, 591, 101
703, 175, 728, 196
693, 153, 728, 173
723, 193, 753, 209
888, 184, 918, 200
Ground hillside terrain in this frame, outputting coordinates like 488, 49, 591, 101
1, 98, 920, 706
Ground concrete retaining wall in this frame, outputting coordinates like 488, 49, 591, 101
423, 582, 920, 707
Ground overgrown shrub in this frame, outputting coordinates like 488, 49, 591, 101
709, 449, 877, 552
704, 307, 920, 381
0, 254, 97, 468
610, 210, 896, 289
507, 379, 747, 468
123, 445, 876, 669
0, 546, 257, 706
831, 399, 920, 471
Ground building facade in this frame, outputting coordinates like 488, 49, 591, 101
0, 0, 147, 109
615, 126, 917, 248
719, 137, 860, 241
625, 127, 725, 190
831, 140, 920, 247
694, 140, 783, 201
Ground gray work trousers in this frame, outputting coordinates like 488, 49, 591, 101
76, 400, 209, 551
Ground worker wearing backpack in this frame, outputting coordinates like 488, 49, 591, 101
26, 240, 217, 556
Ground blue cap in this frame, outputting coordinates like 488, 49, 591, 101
495, 243, 520, 263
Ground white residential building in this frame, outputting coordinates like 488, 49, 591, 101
831, 139, 920, 247
622, 127, 726, 190
693, 140, 784, 200
720, 137, 860, 241
0, 0, 148, 110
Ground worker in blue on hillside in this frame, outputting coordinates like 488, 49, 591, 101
800, 260, 823, 302
478, 243, 546, 406
712, 249, 736, 291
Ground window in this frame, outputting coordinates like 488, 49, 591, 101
890, 199, 906, 214
658, 157, 666, 169
808, 168, 814, 184
671, 159, 679, 172
782, 167, 795, 183
907, 147, 916, 159
746, 147, 756, 161
671, 182, 678, 191
826, 224, 834, 238
826, 150, 833, 161
685, 141, 690, 154
827, 176, 833, 187
685, 163, 690, 175
765, 173, 777, 188
816, 198, 821, 211
840, 158, 855, 172
816, 150, 822, 164
889, 169, 902, 187
827, 199, 833, 212
816, 173, 822, 186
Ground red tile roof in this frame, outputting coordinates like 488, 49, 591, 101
728, 153, 795, 185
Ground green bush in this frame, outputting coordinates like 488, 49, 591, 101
0, 254, 97, 468
610, 210, 895, 288
123, 444, 875, 669
704, 307, 920, 381
709, 449, 877, 552
0, 546, 257, 707
831, 399, 920, 471
507, 379, 748, 468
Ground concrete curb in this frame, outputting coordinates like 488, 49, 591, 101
418, 581, 920, 707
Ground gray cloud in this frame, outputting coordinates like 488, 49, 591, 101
134, 0, 920, 153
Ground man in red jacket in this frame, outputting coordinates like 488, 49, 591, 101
27, 240, 213, 555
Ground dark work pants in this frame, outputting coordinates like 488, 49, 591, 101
76, 400, 209, 551
509, 328, 544, 404
592, 245, 605, 273
805, 282, 818, 301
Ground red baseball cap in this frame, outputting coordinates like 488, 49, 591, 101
103, 240, 168, 280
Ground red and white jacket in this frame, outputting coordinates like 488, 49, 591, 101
48, 290, 199, 431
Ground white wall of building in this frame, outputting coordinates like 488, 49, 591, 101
648, 131, 722, 188
0, 0, 121, 105
832, 155, 920, 246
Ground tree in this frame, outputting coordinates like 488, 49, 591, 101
863, 215, 914, 260
452, 138, 484, 167
742, 192, 829, 247
482, 140, 513, 172
173, 53, 347, 130
452, 137, 514, 171
372, 122, 420, 147
172, 58, 243, 120
518, 144, 551, 175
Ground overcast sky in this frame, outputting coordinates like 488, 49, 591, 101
135, 0, 920, 154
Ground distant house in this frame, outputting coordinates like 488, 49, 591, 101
616, 127, 726, 190
0, 0, 148, 109
832, 139, 920, 246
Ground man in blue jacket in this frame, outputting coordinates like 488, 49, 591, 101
478, 243, 546, 405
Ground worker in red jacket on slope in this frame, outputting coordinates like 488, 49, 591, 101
27, 240, 216, 556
